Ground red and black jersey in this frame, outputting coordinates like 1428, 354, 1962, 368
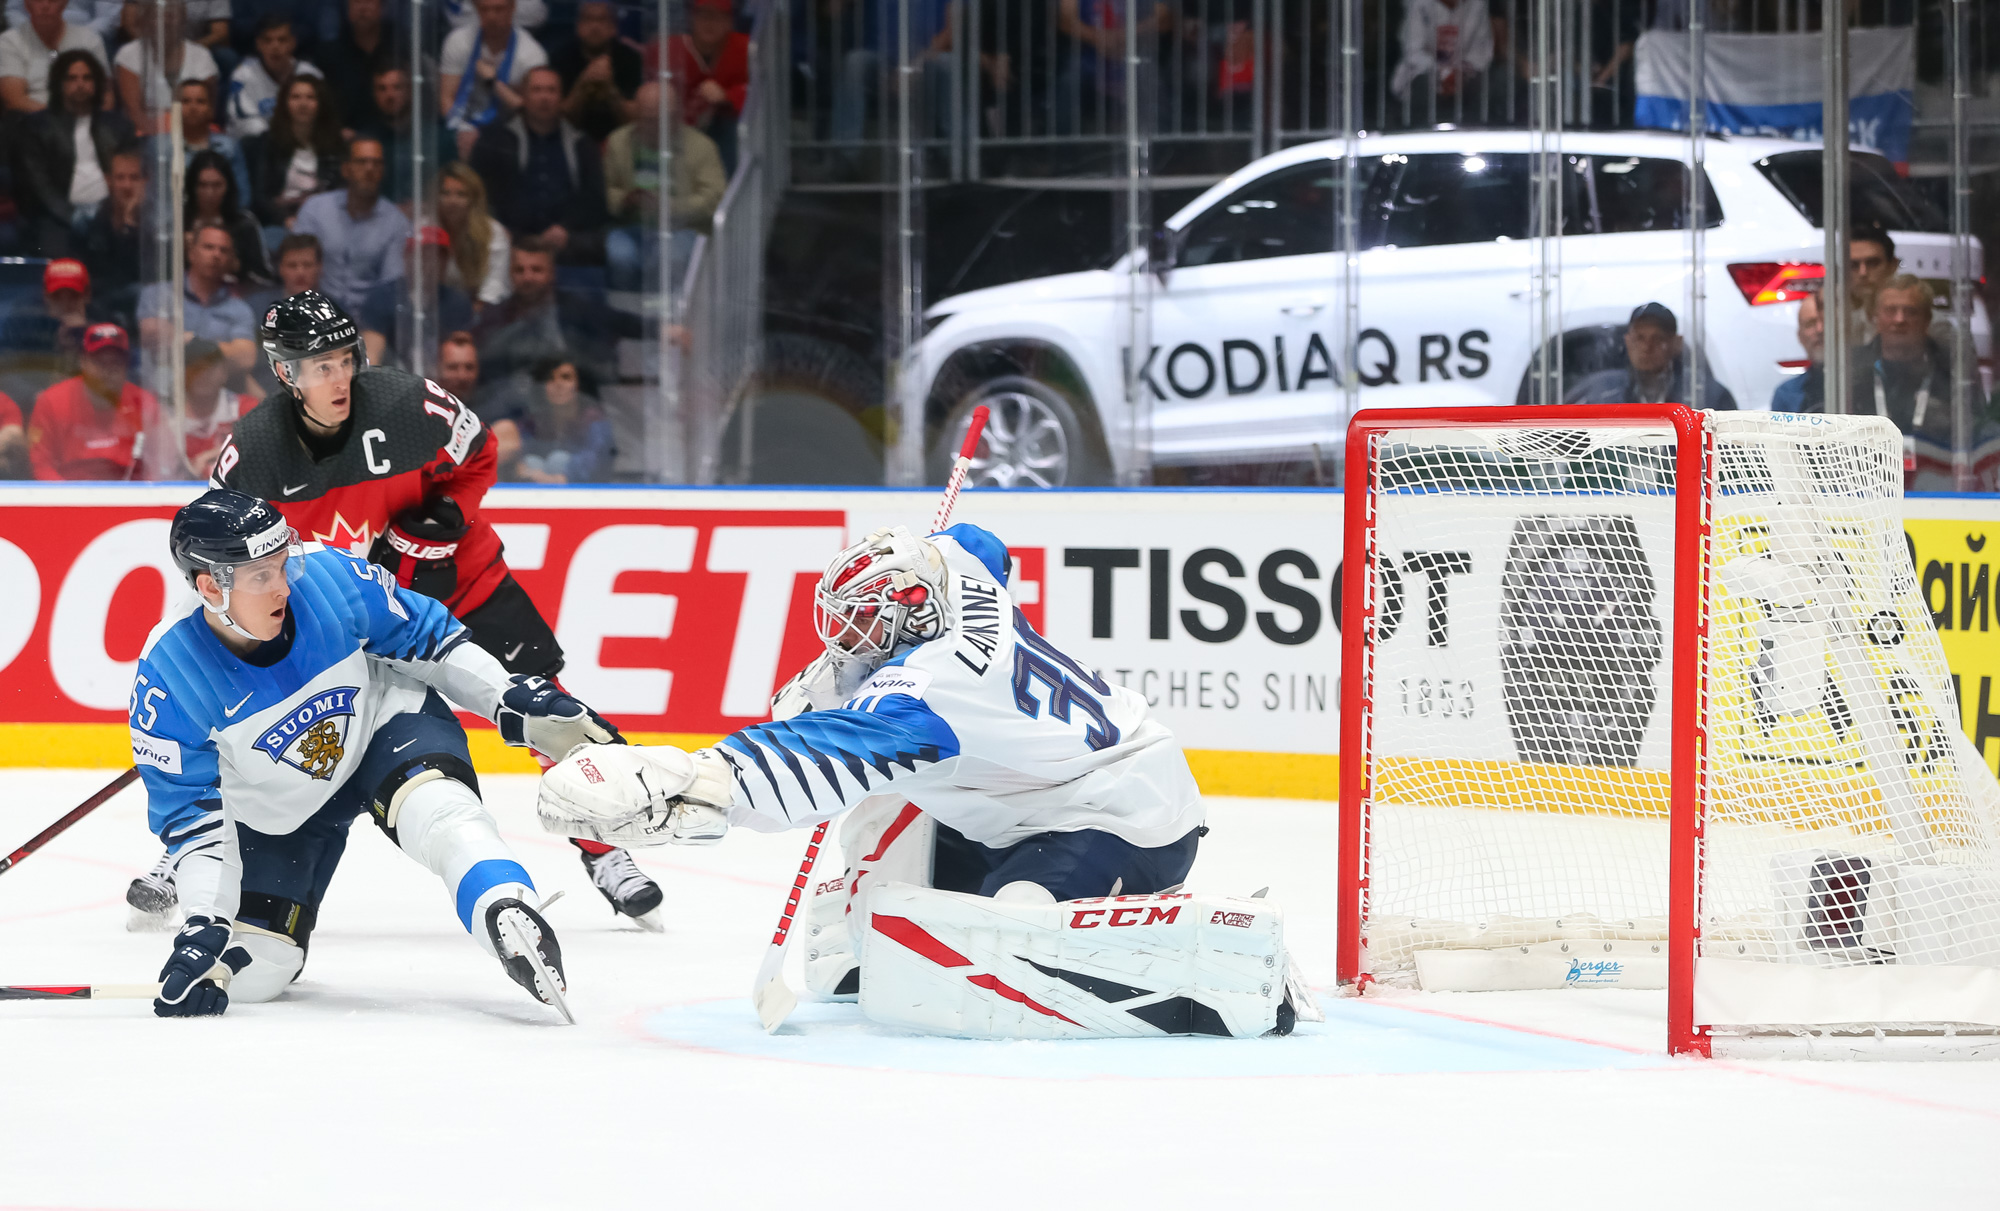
210, 366, 510, 616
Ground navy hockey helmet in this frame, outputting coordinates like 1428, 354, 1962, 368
258, 290, 367, 395
171, 488, 297, 594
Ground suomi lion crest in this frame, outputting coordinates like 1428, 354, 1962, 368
295, 719, 346, 779
255, 687, 359, 780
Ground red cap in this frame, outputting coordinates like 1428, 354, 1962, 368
411, 225, 451, 250
44, 259, 90, 294
81, 323, 129, 354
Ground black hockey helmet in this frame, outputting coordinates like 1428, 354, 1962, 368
171, 488, 297, 592
258, 290, 367, 394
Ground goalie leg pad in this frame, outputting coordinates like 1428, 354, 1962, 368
807, 800, 935, 997
859, 884, 1290, 1039
803, 867, 860, 998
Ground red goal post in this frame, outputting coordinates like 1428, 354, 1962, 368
1337, 404, 2000, 1059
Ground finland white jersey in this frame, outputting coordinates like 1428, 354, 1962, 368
130, 544, 507, 841
719, 525, 1205, 849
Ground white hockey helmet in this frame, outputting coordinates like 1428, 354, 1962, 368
814, 527, 949, 669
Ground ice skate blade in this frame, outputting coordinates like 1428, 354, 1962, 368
630, 907, 666, 933
496, 909, 575, 1025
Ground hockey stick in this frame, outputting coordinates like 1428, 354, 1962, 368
0, 983, 161, 1001
750, 405, 991, 1033
0, 768, 140, 879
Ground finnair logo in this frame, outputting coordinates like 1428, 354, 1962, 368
255, 687, 360, 780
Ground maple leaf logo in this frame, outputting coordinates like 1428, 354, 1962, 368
312, 512, 376, 555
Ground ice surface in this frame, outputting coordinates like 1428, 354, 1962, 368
2, 772, 1998, 1209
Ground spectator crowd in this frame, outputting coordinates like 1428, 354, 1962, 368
0, 0, 1990, 490
0, 0, 731, 481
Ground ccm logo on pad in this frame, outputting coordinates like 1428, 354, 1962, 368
1069, 905, 1182, 928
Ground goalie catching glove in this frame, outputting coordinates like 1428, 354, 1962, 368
496, 676, 621, 761
537, 744, 733, 846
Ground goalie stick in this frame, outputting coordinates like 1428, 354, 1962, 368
750, 405, 991, 1033
0, 768, 140, 880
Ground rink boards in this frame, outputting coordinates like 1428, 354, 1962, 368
0, 484, 1995, 798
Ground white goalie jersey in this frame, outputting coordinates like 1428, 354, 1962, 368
719, 525, 1205, 849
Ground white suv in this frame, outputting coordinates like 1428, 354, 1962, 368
909, 130, 1989, 486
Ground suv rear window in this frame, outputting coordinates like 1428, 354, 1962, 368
1754, 150, 1948, 232
1583, 156, 1724, 233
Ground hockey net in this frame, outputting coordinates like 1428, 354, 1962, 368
1337, 405, 2000, 1057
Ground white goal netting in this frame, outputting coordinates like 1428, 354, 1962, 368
1351, 411, 2000, 1037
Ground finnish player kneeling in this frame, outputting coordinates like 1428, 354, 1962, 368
541, 524, 1318, 1038
133, 490, 620, 1021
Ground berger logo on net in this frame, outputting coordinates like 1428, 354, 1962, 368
256, 687, 360, 780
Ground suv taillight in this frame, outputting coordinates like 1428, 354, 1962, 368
1728, 262, 1823, 305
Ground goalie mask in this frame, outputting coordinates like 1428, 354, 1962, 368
814, 527, 949, 671
171, 489, 301, 640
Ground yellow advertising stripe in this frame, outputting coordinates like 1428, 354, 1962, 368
1184, 750, 1338, 801
0, 723, 1343, 801
0, 723, 139, 768
1371, 756, 1974, 836
0, 723, 731, 774
3, 722, 1960, 827
1373, 756, 1672, 818
461, 730, 727, 773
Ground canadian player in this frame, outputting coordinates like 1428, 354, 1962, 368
133, 490, 616, 1019
125, 292, 664, 930
540, 524, 1317, 1038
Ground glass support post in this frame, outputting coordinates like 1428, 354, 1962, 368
1686, 0, 1705, 412
1949, 0, 1974, 488
1821, 0, 1850, 414
1530, 0, 1563, 408
1118, 0, 1152, 485
1338, 0, 1360, 441
408, 0, 433, 380
654, 0, 684, 482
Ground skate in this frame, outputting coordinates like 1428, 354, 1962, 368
125, 850, 179, 932
485, 898, 573, 1024
578, 846, 665, 932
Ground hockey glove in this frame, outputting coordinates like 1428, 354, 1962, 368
371, 496, 466, 603
497, 675, 621, 761
154, 916, 249, 1018
537, 744, 733, 847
